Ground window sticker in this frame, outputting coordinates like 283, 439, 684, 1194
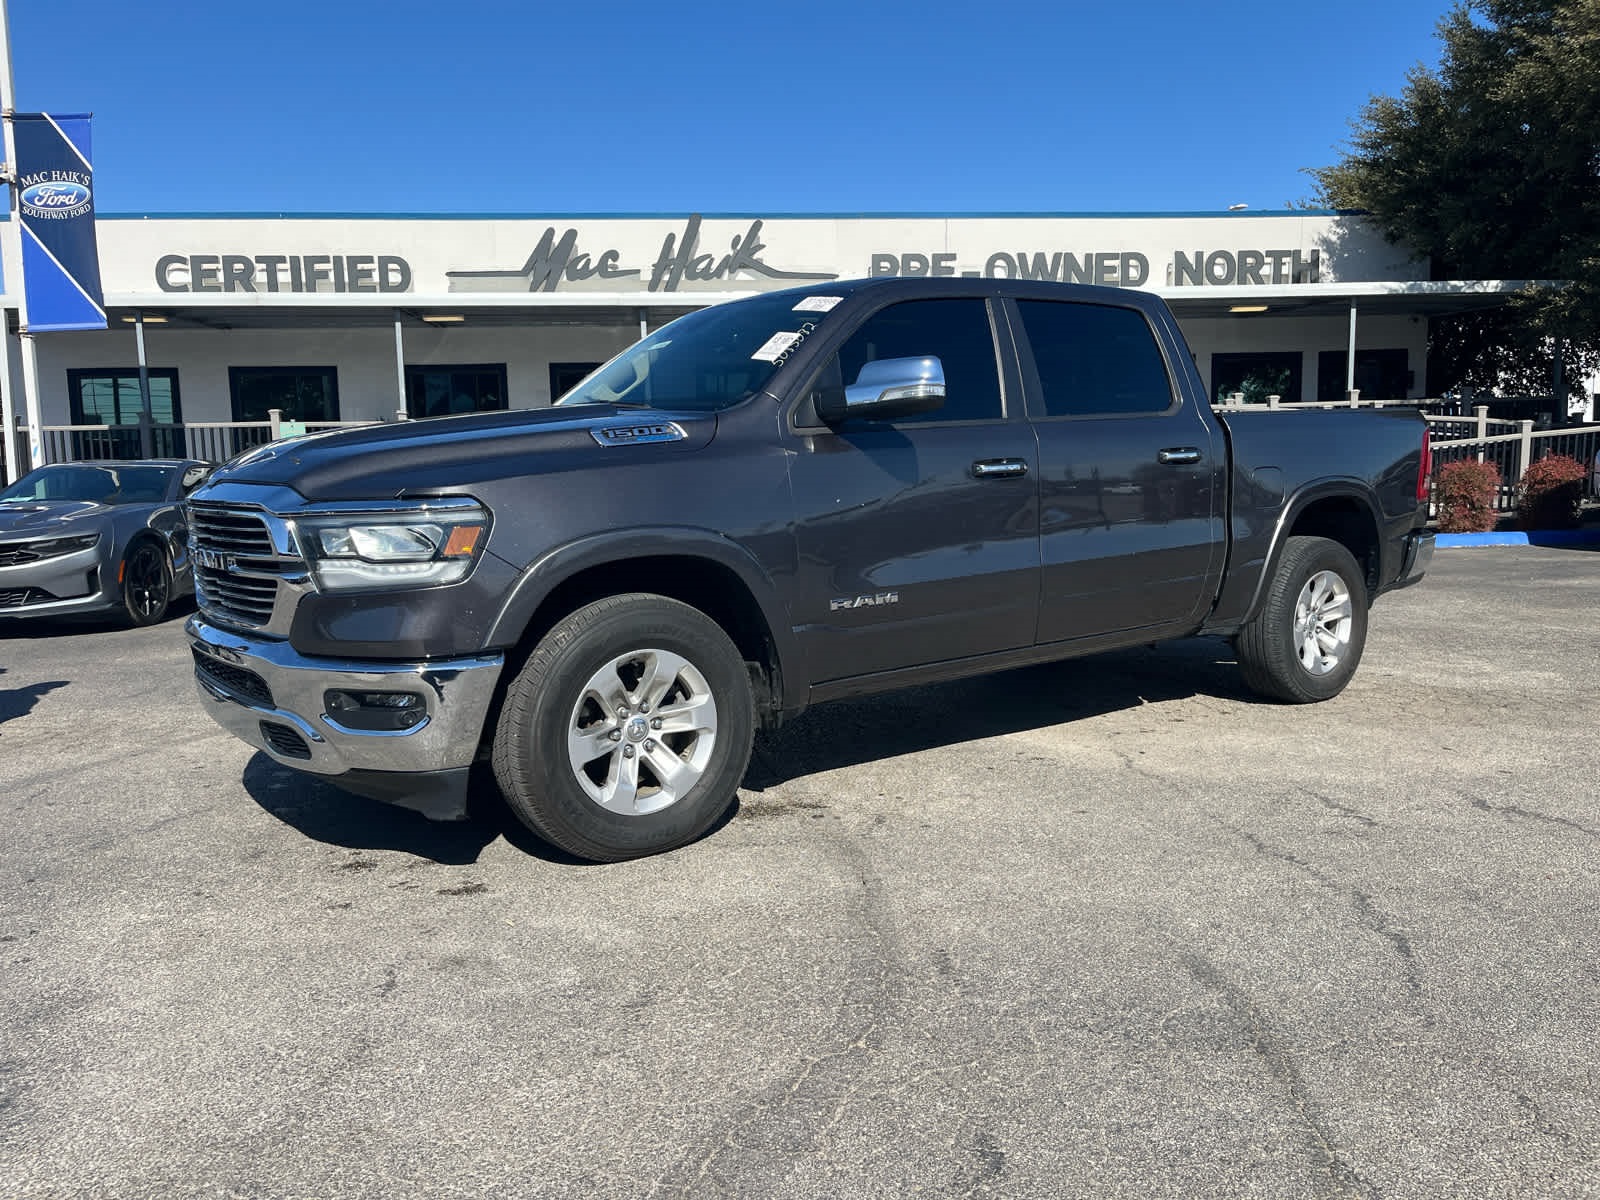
793, 296, 843, 313
750, 331, 803, 362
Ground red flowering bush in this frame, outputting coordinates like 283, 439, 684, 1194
1516, 453, 1587, 530
1434, 459, 1502, 533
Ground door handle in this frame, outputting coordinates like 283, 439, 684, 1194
1157, 447, 1202, 466
971, 458, 1029, 479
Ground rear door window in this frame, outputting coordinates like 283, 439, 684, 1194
1016, 300, 1175, 418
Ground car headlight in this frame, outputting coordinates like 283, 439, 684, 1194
293, 502, 489, 591
25, 533, 101, 560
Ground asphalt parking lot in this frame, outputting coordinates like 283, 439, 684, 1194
2, 547, 1598, 1200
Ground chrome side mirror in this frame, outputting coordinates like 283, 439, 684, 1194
818, 356, 946, 423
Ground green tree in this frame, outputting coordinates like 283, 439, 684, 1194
1310, 0, 1600, 407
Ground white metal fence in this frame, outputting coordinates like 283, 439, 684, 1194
30, 410, 384, 468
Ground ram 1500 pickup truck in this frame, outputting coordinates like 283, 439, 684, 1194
185, 277, 1433, 860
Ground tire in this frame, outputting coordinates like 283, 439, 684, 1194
1235, 535, 1368, 704
491, 593, 755, 861
121, 539, 172, 627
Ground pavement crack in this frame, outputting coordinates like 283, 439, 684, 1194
1514, 1090, 1577, 1148
1183, 954, 1379, 1200
1348, 891, 1422, 997
1304, 790, 1377, 829
648, 837, 908, 1198
1233, 827, 1422, 998
1470, 794, 1600, 838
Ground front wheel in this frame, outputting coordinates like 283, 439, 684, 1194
121, 540, 172, 627
491, 594, 755, 861
1235, 535, 1369, 703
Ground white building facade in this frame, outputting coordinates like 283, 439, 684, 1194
0, 209, 1545, 475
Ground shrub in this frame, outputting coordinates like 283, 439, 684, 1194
1516, 453, 1587, 530
1434, 459, 1501, 533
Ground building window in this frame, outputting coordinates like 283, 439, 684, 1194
229, 367, 340, 423
69, 368, 183, 426
1317, 349, 1411, 402
549, 362, 601, 403
406, 364, 509, 419
1211, 352, 1303, 405
66, 368, 185, 458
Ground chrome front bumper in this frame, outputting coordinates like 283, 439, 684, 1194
186, 615, 504, 805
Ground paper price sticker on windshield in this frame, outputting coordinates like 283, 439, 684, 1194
750, 331, 803, 362
792, 296, 842, 313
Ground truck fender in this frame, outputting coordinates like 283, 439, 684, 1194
483, 525, 803, 711
1236, 478, 1383, 626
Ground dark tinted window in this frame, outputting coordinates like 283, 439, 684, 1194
229, 367, 340, 422
835, 298, 1003, 423
1017, 301, 1174, 417
406, 364, 508, 418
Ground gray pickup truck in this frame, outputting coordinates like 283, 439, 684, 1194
185, 277, 1433, 860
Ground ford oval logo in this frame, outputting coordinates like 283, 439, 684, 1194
21, 182, 91, 209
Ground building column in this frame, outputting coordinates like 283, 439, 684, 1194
393, 315, 407, 420
1345, 299, 1359, 403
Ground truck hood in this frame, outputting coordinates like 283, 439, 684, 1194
0, 500, 111, 536
201, 404, 719, 502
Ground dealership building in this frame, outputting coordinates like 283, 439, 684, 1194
0, 209, 1556, 476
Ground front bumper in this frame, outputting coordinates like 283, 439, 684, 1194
0, 543, 114, 618
186, 615, 504, 819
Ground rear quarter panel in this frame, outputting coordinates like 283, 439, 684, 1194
1204, 406, 1428, 632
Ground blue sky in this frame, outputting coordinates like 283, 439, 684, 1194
9, 0, 1449, 216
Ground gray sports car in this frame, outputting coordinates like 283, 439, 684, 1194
0, 459, 210, 626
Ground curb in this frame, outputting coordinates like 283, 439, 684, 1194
1436, 529, 1600, 548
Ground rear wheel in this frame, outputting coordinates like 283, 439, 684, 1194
492, 594, 755, 861
121, 540, 172, 627
1235, 535, 1368, 703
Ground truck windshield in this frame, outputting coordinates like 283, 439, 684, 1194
555, 290, 841, 412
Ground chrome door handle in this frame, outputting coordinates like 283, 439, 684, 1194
1157, 448, 1202, 465
971, 458, 1029, 479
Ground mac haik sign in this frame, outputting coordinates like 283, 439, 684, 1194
11, 113, 106, 331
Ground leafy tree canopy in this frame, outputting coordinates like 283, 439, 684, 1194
1310, 1, 1600, 400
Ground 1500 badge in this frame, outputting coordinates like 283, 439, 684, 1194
830, 591, 899, 612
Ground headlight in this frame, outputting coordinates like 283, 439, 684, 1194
293, 502, 489, 591
12, 533, 100, 562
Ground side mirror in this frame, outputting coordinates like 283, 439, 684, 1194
817, 356, 946, 424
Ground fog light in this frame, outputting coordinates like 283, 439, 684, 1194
323, 689, 427, 732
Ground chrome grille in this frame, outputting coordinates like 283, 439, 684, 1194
188, 504, 298, 630
188, 508, 276, 557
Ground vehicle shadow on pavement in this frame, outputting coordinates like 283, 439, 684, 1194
0, 668, 69, 728
241, 755, 585, 865
743, 637, 1253, 790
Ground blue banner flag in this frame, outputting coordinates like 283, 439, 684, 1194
12, 113, 106, 331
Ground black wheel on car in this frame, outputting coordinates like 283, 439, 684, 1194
121, 540, 172, 627
1235, 535, 1369, 704
491, 593, 756, 862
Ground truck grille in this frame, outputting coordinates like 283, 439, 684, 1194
188, 504, 300, 630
